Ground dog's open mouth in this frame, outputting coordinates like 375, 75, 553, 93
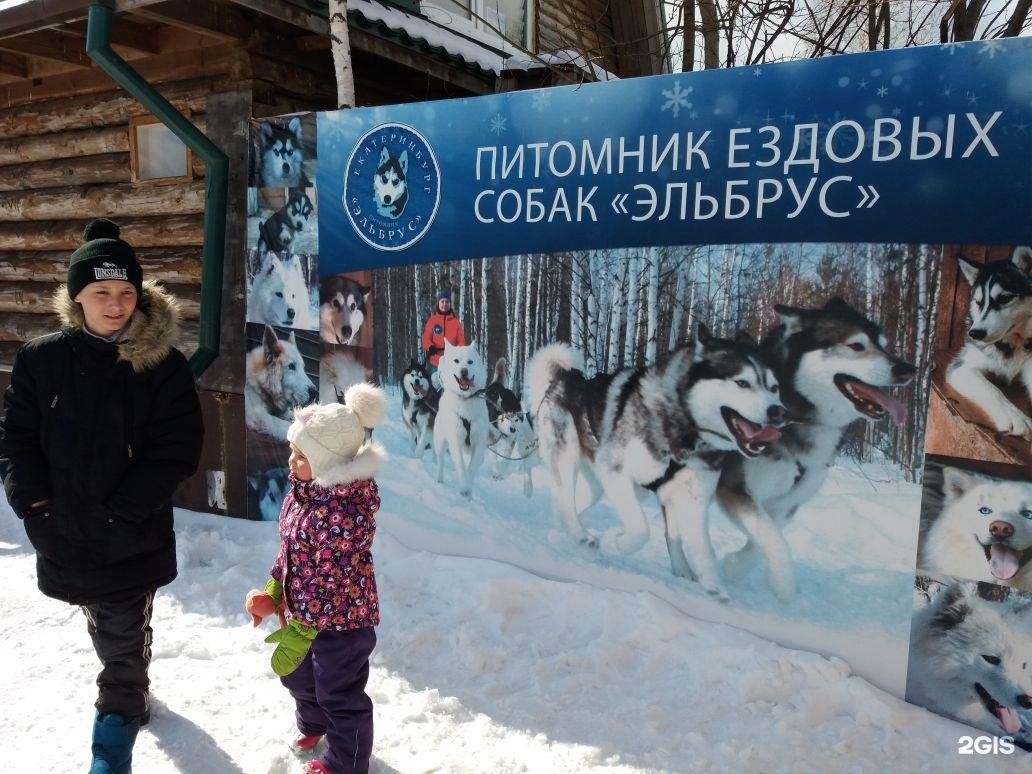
833, 374, 907, 424
978, 538, 1032, 582
413, 383, 428, 398
455, 374, 475, 392
721, 407, 781, 457
976, 682, 1024, 735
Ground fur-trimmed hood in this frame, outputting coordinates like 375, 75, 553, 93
312, 440, 386, 489
53, 279, 182, 373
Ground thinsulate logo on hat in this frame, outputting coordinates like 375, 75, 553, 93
342, 123, 440, 252
93, 261, 128, 281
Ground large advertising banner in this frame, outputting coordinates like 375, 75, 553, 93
246, 40, 1032, 748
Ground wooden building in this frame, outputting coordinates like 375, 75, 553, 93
0, 0, 666, 516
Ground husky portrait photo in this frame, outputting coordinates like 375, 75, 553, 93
906, 577, 1032, 750
925, 246, 1032, 469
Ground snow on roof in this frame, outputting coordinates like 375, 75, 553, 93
349, 0, 617, 81
504, 48, 619, 82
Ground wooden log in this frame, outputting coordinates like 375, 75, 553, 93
0, 215, 204, 250
0, 280, 200, 319
0, 181, 207, 221
0, 153, 131, 191
0, 85, 211, 138
0, 126, 127, 166
0, 45, 248, 110
0, 247, 202, 283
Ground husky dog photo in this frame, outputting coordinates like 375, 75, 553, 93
927, 247, 1032, 467
366, 243, 932, 659
907, 578, 1032, 749
919, 458, 1032, 592
320, 273, 372, 346
246, 249, 319, 331
251, 115, 316, 189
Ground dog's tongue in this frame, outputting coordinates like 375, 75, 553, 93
850, 381, 907, 424
997, 706, 1023, 735
989, 544, 1022, 581
738, 418, 781, 444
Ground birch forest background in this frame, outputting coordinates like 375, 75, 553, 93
373, 242, 943, 481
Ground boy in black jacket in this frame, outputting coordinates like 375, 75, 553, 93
0, 219, 204, 774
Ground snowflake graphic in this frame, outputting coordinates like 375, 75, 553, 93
892, 107, 902, 116
940, 42, 960, 55
980, 40, 1002, 58
489, 113, 507, 135
876, 86, 888, 97
857, 78, 869, 90
753, 67, 762, 76
660, 81, 693, 119
943, 86, 953, 97
531, 90, 552, 113
967, 91, 979, 105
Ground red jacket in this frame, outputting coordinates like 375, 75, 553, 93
421, 310, 465, 367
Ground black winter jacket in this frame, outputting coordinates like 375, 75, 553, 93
0, 281, 203, 603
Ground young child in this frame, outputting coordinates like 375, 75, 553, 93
246, 384, 387, 774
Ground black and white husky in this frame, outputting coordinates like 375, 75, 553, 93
434, 341, 489, 497
484, 358, 535, 497
259, 117, 303, 188
374, 146, 409, 219
711, 297, 915, 600
320, 276, 370, 346
257, 189, 314, 254
946, 247, 1032, 439
528, 326, 785, 585
402, 358, 439, 458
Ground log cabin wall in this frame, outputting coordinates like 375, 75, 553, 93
0, 0, 663, 518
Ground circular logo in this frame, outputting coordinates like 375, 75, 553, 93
343, 123, 440, 252
433, 324, 443, 335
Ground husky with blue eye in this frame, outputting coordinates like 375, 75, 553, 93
373, 146, 409, 219
946, 247, 1032, 440
259, 117, 303, 188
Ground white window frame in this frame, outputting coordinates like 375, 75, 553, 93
425, 0, 534, 49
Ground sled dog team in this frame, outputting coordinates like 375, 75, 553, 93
397, 294, 916, 604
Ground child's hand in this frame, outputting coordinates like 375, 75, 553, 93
245, 589, 286, 628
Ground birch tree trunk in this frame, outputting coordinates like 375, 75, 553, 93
328, 0, 356, 109
413, 262, 423, 358
865, 244, 874, 315
570, 253, 583, 353
481, 259, 488, 357
522, 259, 534, 382
645, 246, 660, 365
459, 259, 467, 323
624, 256, 642, 365
585, 258, 599, 376
607, 259, 625, 372
505, 256, 514, 367
668, 255, 688, 351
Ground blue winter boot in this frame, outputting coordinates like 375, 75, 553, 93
89, 711, 139, 774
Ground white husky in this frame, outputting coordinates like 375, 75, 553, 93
907, 582, 1032, 740
433, 340, 489, 497
244, 325, 317, 441
320, 350, 369, 405
249, 252, 315, 329
922, 468, 1032, 592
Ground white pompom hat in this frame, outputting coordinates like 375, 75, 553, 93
287, 383, 388, 486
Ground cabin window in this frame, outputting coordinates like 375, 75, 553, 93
128, 114, 193, 185
423, 0, 532, 47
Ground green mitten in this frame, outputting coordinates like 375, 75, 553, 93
265, 619, 318, 676
264, 577, 284, 605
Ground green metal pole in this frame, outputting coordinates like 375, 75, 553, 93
86, 0, 226, 376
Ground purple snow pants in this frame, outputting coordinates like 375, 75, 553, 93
280, 625, 376, 773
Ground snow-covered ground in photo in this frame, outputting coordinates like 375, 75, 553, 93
4, 397, 1022, 773
370, 386, 923, 696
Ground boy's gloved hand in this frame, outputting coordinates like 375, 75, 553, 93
265, 619, 318, 677
244, 578, 286, 628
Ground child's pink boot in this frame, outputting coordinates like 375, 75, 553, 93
293, 732, 323, 753
302, 760, 330, 773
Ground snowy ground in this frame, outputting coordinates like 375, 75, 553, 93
3, 500, 1017, 773
368, 387, 923, 696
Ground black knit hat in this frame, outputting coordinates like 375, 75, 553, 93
67, 219, 143, 299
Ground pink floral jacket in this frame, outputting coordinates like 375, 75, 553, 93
270, 468, 381, 632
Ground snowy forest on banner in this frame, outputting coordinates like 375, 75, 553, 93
373, 241, 941, 480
